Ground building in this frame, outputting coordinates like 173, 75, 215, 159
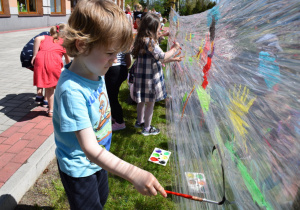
0, 0, 124, 32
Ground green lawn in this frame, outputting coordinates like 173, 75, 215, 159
39, 38, 177, 209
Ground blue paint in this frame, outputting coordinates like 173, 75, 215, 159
155, 149, 162, 153
258, 51, 280, 90
207, 5, 221, 26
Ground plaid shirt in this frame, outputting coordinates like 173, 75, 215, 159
132, 38, 167, 103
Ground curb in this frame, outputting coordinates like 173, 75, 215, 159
0, 134, 56, 210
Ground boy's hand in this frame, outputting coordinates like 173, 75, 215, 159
131, 168, 167, 197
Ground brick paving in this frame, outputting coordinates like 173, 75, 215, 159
0, 28, 53, 190
0, 106, 53, 189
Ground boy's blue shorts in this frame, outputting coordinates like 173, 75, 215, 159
57, 161, 109, 210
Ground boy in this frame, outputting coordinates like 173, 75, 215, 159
53, 0, 167, 209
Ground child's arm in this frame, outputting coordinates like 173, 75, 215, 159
125, 53, 132, 69
31, 36, 45, 65
163, 56, 184, 63
75, 127, 167, 197
163, 42, 180, 61
148, 39, 179, 62
64, 53, 71, 64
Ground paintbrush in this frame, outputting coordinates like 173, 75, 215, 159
165, 190, 219, 204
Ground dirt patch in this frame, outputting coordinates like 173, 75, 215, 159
15, 158, 70, 210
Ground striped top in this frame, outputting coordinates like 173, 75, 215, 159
112, 53, 127, 66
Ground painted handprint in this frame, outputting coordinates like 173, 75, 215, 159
228, 85, 256, 151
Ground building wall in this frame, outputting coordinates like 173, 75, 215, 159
0, 0, 124, 32
0, 0, 71, 32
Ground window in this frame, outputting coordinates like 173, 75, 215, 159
0, 0, 10, 17
51, 0, 66, 15
17, 0, 37, 13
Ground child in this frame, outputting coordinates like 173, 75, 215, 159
20, 31, 50, 105
134, 14, 142, 30
32, 23, 70, 116
161, 18, 167, 30
53, 0, 166, 209
105, 52, 131, 131
125, 5, 133, 25
131, 13, 182, 136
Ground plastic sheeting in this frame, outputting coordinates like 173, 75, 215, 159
165, 1, 300, 209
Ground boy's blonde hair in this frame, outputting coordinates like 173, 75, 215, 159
63, 0, 133, 57
50, 23, 66, 42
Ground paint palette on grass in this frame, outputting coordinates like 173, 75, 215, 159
185, 172, 208, 193
148, 148, 171, 166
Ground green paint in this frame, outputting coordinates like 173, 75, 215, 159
182, 93, 188, 103
164, 152, 170, 155
196, 174, 204, 179
181, 93, 188, 111
153, 153, 160, 157
196, 86, 211, 113
225, 142, 273, 210
191, 34, 195, 38
188, 57, 194, 65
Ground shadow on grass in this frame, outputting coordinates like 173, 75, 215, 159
15, 204, 54, 210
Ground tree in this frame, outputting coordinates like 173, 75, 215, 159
192, 0, 204, 14
185, 0, 193, 15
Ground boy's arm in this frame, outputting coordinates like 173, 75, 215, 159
75, 127, 167, 197
31, 36, 45, 65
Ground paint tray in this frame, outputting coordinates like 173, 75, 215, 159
148, 148, 171, 166
185, 172, 208, 193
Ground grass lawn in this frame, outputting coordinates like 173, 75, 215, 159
33, 38, 177, 209
102, 37, 176, 209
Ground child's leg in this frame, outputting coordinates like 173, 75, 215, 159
137, 102, 145, 124
37, 87, 43, 96
105, 65, 127, 124
144, 102, 155, 130
58, 164, 109, 209
45, 87, 54, 112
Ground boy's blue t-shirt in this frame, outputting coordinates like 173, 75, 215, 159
53, 63, 112, 178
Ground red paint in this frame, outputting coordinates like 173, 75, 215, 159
150, 157, 159, 161
201, 57, 212, 89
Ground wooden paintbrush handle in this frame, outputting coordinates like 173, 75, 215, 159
191, 196, 203, 202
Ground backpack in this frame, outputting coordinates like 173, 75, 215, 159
20, 31, 50, 70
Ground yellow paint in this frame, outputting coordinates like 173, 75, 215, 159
195, 39, 204, 60
185, 33, 187, 41
228, 85, 256, 152
189, 33, 192, 41
197, 48, 203, 60
187, 173, 194, 178
162, 156, 168, 160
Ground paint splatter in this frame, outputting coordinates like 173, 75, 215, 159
150, 157, 159, 162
